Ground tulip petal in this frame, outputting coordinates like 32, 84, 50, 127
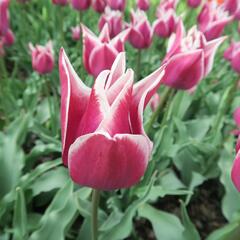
99, 23, 111, 43
231, 151, 240, 192
129, 27, 145, 49
59, 48, 91, 165
69, 132, 151, 190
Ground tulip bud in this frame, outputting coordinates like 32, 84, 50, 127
223, 0, 240, 20
92, 0, 106, 13
52, 0, 68, 6
224, 41, 240, 74
71, 0, 91, 10
128, 10, 153, 49
0, 0, 10, 36
3, 29, 14, 46
153, 8, 178, 38
107, 0, 126, 11
156, 0, 179, 15
187, 0, 201, 8
137, 0, 150, 11
71, 25, 81, 41
29, 41, 55, 74
98, 8, 123, 38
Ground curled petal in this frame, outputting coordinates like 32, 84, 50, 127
69, 132, 151, 190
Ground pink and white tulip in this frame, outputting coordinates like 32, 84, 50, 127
59, 49, 165, 190
0, 0, 9, 36
92, 0, 106, 13
128, 10, 153, 49
156, 0, 179, 15
187, 0, 201, 8
82, 23, 129, 77
198, 1, 233, 41
98, 8, 123, 38
224, 41, 240, 74
52, 0, 68, 6
29, 41, 55, 75
223, 0, 240, 20
71, 26, 81, 41
71, 0, 91, 10
153, 8, 178, 38
107, 0, 126, 11
137, 0, 150, 11
161, 21, 226, 90
232, 137, 240, 191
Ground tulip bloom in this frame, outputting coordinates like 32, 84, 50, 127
82, 23, 129, 77
161, 21, 225, 90
71, 25, 81, 41
98, 8, 123, 38
71, 0, 91, 10
137, 0, 150, 11
198, 2, 233, 41
223, 0, 240, 20
156, 0, 179, 15
153, 8, 178, 38
52, 0, 68, 6
92, 0, 106, 13
59, 49, 165, 190
29, 41, 55, 74
224, 41, 240, 74
187, 0, 201, 8
107, 0, 125, 11
232, 137, 240, 191
128, 10, 153, 49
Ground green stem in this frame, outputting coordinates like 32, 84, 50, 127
59, 6, 65, 46
136, 49, 142, 81
79, 10, 82, 23
92, 189, 100, 240
0, 57, 8, 80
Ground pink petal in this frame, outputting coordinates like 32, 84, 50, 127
59, 48, 91, 165
234, 107, 240, 128
68, 132, 151, 190
231, 50, 240, 74
99, 23, 111, 43
128, 27, 145, 49
231, 151, 240, 192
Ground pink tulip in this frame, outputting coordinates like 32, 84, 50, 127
59, 49, 165, 190
82, 23, 129, 77
0, 0, 10, 36
71, 0, 91, 10
153, 8, 178, 38
224, 41, 240, 74
99, 8, 123, 38
29, 41, 55, 75
128, 10, 153, 49
223, 0, 240, 20
231, 137, 240, 191
71, 25, 81, 41
107, 0, 126, 11
156, 0, 179, 16
2, 28, 14, 46
137, 0, 150, 11
187, 0, 201, 8
198, 2, 233, 41
92, 0, 106, 13
150, 93, 160, 112
161, 21, 226, 90
52, 0, 68, 6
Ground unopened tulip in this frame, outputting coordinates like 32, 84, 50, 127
71, 0, 91, 10
99, 8, 123, 38
223, 0, 240, 20
107, 0, 126, 11
150, 93, 160, 112
153, 8, 178, 38
128, 10, 153, 49
156, 0, 179, 15
161, 21, 226, 89
187, 0, 201, 8
0, 0, 10, 36
231, 137, 240, 191
137, 0, 150, 11
198, 2, 233, 41
3, 28, 14, 46
224, 41, 240, 74
52, 0, 68, 6
92, 0, 106, 13
71, 25, 81, 41
59, 49, 165, 190
29, 41, 54, 74
82, 23, 129, 77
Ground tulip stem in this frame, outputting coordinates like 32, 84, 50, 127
136, 49, 142, 81
92, 189, 100, 240
0, 57, 8, 80
79, 11, 83, 23
59, 6, 65, 46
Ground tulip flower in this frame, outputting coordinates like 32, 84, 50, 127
224, 41, 240, 74
107, 0, 125, 11
150, 93, 160, 112
153, 8, 178, 38
59, 49, 165, 190
223, 0, 240, 20
71, 25, 81, 41
231, 137, 240, 191
71, 0, 91, 10
92, 0, 106, 13
52, 0, 68, 6
0, 0, 10, 36
156, 0, 179, 15
137, 0, 150, 11
187, 0, 201, 8
82, 23, 129, 77
98, 8, 123, 38
198, 1, 233, 41
29, 41, 55, 75
161, 21, 226, 90
128, 10, 153, 49
3, 28, 14, 46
